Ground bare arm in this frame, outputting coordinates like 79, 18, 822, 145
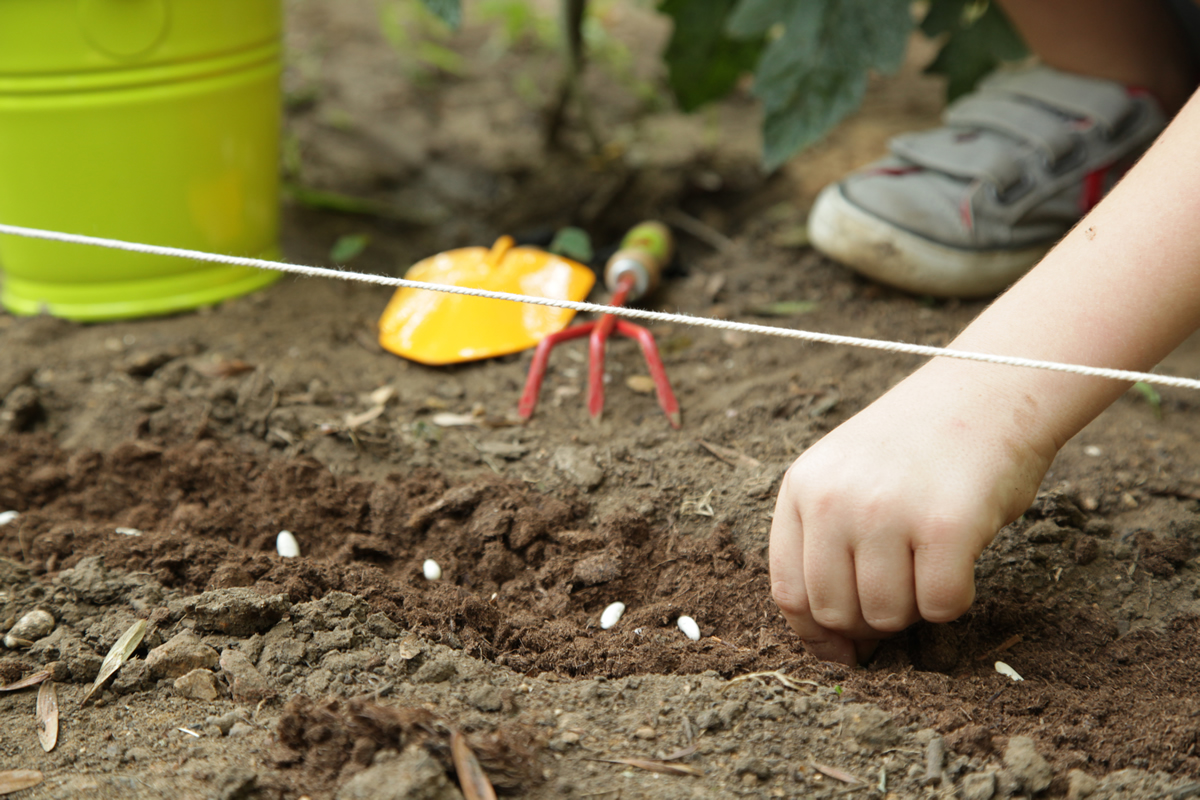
770, 88, 1200, 665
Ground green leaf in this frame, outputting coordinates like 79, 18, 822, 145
1132, 381, 1163, 419
330, 233, 371, 264
725, 0, 782, 38
750, 300, 819, 316
419, 0, 461, 30
733, 0, 913, 170
548, 227, 594, 262
660, 0, 765, 111
921, 0, 1027, 100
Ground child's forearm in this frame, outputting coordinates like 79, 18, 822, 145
943, 87, 1200, 452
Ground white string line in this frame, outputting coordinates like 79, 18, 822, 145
3, 221, 1199, 391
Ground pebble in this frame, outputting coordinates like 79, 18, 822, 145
145, 631, 219, 679
422, 559, 441, 581
1004, 736, 1053, 794
276, 530, 300, 558
4, 608, 54, 648
600, 602, 625, 630
173, 668, 222, 701
677, 615, 701, 641
0, 511, 17, 526
219, 649, 273, 702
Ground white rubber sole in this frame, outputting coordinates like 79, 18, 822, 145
807, 184, 1050, 298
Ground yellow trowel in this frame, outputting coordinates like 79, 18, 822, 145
377, 235, 596, 365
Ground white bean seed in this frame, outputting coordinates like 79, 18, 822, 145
276, 530, 301, 558
677, 615, 701, 641
114, 527, 142, 536
600, 602, 625, 630
0, 511, 17, 526
994, 661, 1023, 681
423, 559, 442, 581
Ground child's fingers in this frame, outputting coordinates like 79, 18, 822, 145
768, 508, 859, 665
854, 536, 919, 632
802, 532, 864, 634
913, 529, 979, 623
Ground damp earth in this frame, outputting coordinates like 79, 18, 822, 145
3, 3, 1200, 799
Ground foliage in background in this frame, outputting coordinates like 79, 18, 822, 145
418, 0, 1028, 170
920, 0, 1028, 100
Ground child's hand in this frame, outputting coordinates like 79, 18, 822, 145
769, 360, 1057, 665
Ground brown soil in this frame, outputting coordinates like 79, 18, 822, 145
3, 2, 1200, 799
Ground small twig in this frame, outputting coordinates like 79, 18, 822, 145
977, 634, 1023, 661
986, 683, 1011, 704
922, 734, 945, 786
665, 209, 736, 252
726, 669, 818, 692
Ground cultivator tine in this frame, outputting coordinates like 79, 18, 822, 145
518, 226, 681, 428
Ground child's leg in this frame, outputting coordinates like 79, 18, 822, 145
999, 0, 1198, 113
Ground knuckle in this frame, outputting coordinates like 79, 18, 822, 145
769, 580, 811, 617
809, 605, 854, 632
861, 612, 911, 633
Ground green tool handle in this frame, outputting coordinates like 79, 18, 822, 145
603, 221, 674, 302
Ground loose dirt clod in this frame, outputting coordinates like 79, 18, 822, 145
3, 608, 53, 648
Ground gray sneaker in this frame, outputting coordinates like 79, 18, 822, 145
807, 66, 1166, 297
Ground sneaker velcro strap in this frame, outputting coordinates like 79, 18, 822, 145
979, 67, 1134, 133
889, 128, 1026, 190
945, 95, 1078, 160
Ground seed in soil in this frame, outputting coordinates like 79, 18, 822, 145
994, 661, 1024, 681
276, 531, 300, 558
677, 616, 701, 641
114, 527, 142, 536
0, 511, 17, 526
423, 559, 442, 581
600, 602, 626, 629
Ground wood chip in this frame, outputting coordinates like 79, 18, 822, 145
812, 762, 862, 784
625, 375, 656, 395
590, 757, 703, 777
37, 681, 57, 752
661, 744, 698, 761
451, 730, 497, 800
194, 358, 254, 378
344, 404, 385, 429
696, 439, 762, 469
82, 619, 147, 705
0, 770, 43, 795
431, 412, 481, 428
0, 670, 49, 692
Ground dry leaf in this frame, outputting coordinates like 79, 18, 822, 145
431, 412, 481, 428
82, 618, 147, 705
0, 770, 43, 795
812, 762, 862, 784
661, 744, 699, 761
592, 757, 703, 777
195, 358, 254, 378
451, 730, 497, 800
696, 439, 762, 469
37, 681, 57, 752
0, 670, 48, 692
344, 404, 385, 429
625, 375, 656, 395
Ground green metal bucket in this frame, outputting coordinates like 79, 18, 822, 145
0, 0, 283, 321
